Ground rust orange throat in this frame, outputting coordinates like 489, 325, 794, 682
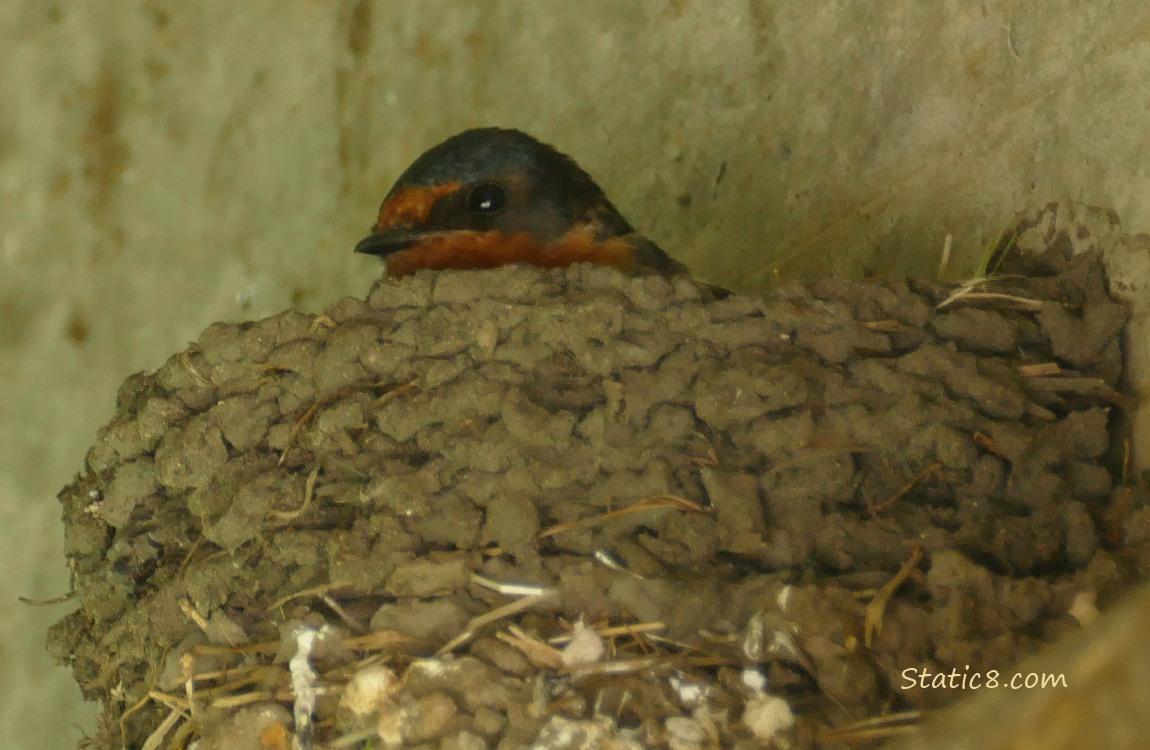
356, 228, 639, 277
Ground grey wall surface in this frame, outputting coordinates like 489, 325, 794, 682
2, 2, 1148, 745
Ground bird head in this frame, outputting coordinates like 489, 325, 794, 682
355, 128, 683, 276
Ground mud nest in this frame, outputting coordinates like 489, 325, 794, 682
50, 237, 1148, 749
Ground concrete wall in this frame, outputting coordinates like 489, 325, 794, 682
2, 2, 1148, 745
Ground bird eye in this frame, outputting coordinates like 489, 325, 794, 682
466, 183, 506, 213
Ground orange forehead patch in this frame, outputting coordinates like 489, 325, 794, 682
375, 181, 463, 229
384, 226, 639, 277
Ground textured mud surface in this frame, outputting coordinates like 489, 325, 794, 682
50, 239, 1145, 748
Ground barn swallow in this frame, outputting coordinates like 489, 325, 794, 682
355, 127, 688, 277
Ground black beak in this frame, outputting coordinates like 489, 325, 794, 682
354, 228, 428, 257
